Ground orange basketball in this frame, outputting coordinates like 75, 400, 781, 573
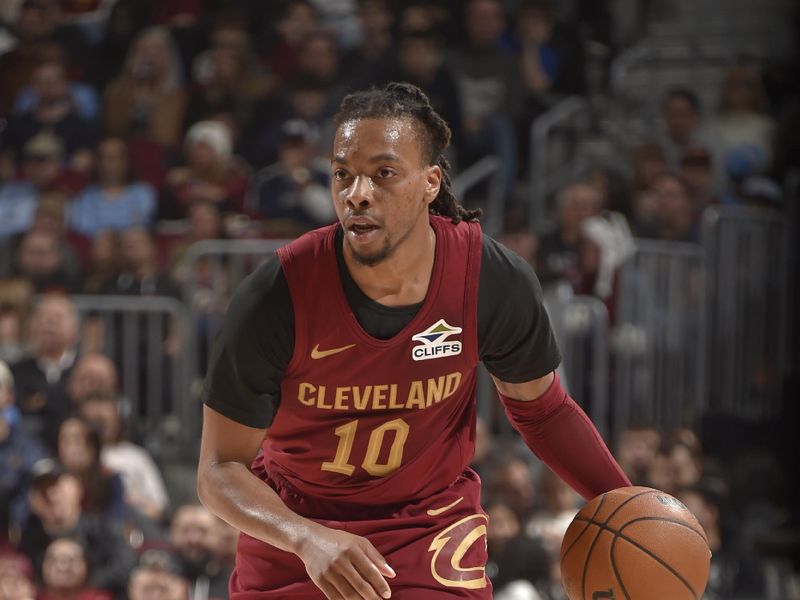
560, 486, 711, 600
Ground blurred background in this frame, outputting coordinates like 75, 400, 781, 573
0, 0, 797, 599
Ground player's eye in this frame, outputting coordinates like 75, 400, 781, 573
333, 169, 349, 181
377, 168, 396, 179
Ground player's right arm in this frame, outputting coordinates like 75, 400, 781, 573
197, 406, 395, 600
197, 256, 394, 600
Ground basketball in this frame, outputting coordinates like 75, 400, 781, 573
559, 486, 711, 600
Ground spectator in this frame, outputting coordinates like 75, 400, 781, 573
265, 0, 319, 83
82, 231, 120, 295
448, 0, 521, 200
1, 61, 96, 174
629, 142, 668, 230
637, 173, 699, 242
393, 28, 464, 152
170, 200, 224, 276
18, 460, 135, 595
99, 228, 180, 299
0, 279, 34, 365
69, 138, 156, 237
252, 119, 334, 233
658, 88, 715, 171
535, 181, 600, 287
11, 294, 79, 447
56, 416, 126, 519
340, 0, 396, 91
12, 229, 81, 294
163, 121, 249, 218
128, 545, 189, 600
0, 548, 37, 600
0, 360, 49, 531
12, 63, 99, 122
486, 454, 538, 520
712, 65, 776, 177
679, 146, 719, 213
80, 393, 170, 522
0, 133, 78, 243
615, 425, 662, 485
65, 354, 117, 408
525, 468, 580, 555
103, 26, 187, 148
38, 537, 112, 600
169, 504, 229, 600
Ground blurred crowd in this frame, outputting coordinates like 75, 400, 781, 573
0, 0, 797, 598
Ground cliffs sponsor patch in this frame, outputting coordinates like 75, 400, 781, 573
411, 319, 462, 361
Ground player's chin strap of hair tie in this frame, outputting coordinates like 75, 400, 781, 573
497, 371, 631, 500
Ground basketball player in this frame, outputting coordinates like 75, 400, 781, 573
198, 83, 631, 600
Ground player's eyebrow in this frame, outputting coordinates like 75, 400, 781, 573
331, 152, 402, 164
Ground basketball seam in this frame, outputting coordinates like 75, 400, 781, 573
562, 492, 608, 561
580, 516, 704, 600
580, 493, 616, 600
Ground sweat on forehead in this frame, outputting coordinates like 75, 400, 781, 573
334, 117, 434, 165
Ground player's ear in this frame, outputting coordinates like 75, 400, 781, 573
423, 164, 442, 205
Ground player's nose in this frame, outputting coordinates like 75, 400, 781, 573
345, 174, 374, 208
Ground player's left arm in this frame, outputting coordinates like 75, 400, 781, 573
478, 235, 630, 500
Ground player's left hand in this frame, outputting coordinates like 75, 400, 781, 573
296, 522, 396, 599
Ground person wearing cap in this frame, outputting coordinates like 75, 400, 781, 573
129, 545, 190, 600
0, 360, 49, 532
164, 120, 249, 218
252, 118, 335, 233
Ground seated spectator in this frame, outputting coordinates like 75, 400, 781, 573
82, 231, 121, 295
393, 28, 464, 152
711, 65, 776, 176
69, 138, 156, 237
13, 64, 99, 122
0, 61, 96, 174
295, 30, 345, 103
486, 454, 538, 521
636, 173, 699, 242
0, 133, 78, 243
128, 545, 189, 600
19, 460, 134, 596
340, 0, 396, 91
12, 229, 82, 294
38, 537, 112, 600
535, 181, 600, 287
56, 417, 126, 520
103, 26, 187, 148
0, 360, 49, 531
448, 0, 521, 200
615, 425, 662, 485
99, 228, 180, 299
0, 548, 37, 600
679, 146, 720, 213
11, 294, 79, 447
658, 88, 716, 171
0, 279, 34, 365
525, 468, 580, 555
170, 200, 225, 276
169, 504, 229, 600
264, 0, 320, 83
252, 119, 334, 233
80, 393, 170, 522
629, 142, 668, 230
163, 121, 249, 219
65, 355, 118, 408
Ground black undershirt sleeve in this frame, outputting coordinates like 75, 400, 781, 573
201, 255, 294, 429
477, 234, 562, 383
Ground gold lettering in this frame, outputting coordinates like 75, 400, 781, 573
444, 372, 461, 399
372, 384, 388, 410
298, 382, 316, 406
334, 387, 350, 411
317, 385, 331, 409
388, 384, 403, 409
406, 381, 425, 410
426, 376, 446, 407
353, 386, 372, 410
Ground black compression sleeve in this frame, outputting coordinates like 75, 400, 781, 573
201, 255, 294, 428
478, 235, 562, 382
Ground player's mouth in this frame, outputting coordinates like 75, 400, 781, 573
345, 217, 381, 243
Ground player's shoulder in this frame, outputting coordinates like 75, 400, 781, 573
228, 252, 289, 317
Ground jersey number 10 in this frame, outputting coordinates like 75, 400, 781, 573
321, 418, 410, 477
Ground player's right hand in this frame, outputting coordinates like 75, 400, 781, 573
296, 523, 396, 600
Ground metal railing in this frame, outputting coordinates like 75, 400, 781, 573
528, 97, 591, 232
701, 206, 790, 420
613, 239, 708, 436
453, 155, 504, 237
71, 294, 199, 453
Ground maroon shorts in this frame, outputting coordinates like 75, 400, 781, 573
230, 468, 492, 599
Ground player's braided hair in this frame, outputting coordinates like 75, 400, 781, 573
334, 82, 482, 224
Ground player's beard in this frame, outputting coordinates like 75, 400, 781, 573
347, 235, 393, 267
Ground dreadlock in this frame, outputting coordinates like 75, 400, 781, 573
334, 82, 482, 224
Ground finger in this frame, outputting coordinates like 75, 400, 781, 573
339, 561, 382, 600
362, 541, 396, 578
352, 551, 392, 599
328, 571, 360, 600
317, 578, 345, 600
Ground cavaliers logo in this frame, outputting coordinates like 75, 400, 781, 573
428, 514, 488, 589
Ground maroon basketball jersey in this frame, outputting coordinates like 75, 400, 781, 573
260, 215, 483, 509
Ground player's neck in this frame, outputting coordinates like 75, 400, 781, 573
345, 223, 436, 307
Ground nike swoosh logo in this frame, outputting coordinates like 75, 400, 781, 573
311, 343, 356, 359
426, 497, 464, 516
